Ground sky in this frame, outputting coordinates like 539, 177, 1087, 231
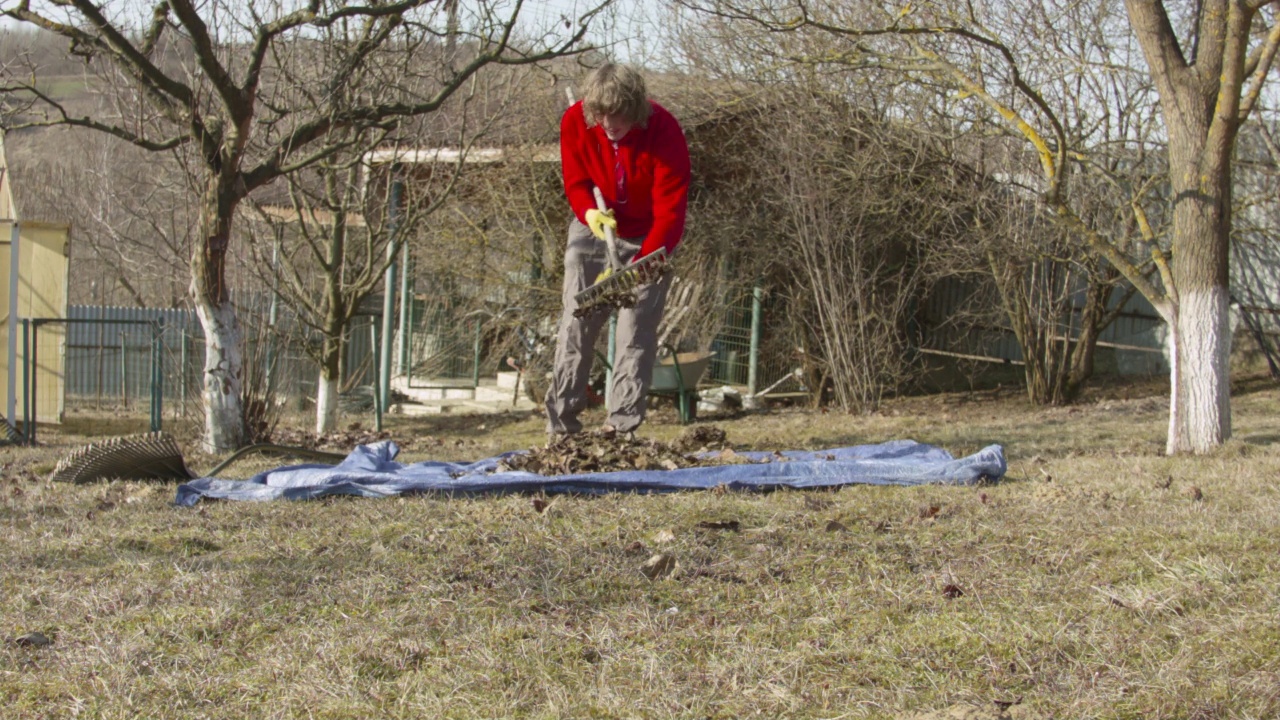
0, 0, 662, 62
518, 0, 660, 64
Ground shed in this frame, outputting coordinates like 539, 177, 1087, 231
0, 131, 71, 425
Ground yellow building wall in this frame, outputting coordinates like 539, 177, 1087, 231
0, 220, 70, 424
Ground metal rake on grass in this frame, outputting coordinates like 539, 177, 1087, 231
49, 431, 350, 485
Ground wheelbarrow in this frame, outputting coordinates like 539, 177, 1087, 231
650, 349, 715, 424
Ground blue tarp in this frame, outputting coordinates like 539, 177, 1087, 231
174, 439, 1006, 506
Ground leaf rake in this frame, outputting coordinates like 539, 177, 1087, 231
573, 187, 671, 317
48, 431, 350, 485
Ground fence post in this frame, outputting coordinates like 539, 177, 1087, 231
96, 307, 104, 409
21, 319, 29, 444
371, 322, 383, 432
748, 285, 763, 396
29, 321, 38, 444
180, 323, 188, 418
471, 319, 482, 388
119, 330, 128, 410
267, 237, 280, 398
380, 170, 404, 411
398, 247, 414, 375
6, 222, 18, 432
606, 312, 617, 411
151, 318, 164, 432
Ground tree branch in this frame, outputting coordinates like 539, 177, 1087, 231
1239, 13, 1280, 120
243, 1, 324, 104
243, 12, 593, 190
3, 0, 194, 123
139, 1, 172, 59
167, 0, 247, 122
1, 82, 189, 151
1124, 0, 1192, 94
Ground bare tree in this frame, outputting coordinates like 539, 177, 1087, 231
977, 192, 1137, 405
1, 0, 603, 451
245, 137, 477, 434
675, 0, 1280, 454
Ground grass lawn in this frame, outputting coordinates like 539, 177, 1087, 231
1, 377, 1278, 719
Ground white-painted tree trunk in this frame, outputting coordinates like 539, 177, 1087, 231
1164, 307, 1181, 457
316, 372, 339, 434
1169, 287, 1232, 454
195, 299, 245, 454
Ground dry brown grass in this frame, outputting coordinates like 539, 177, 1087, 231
2, 377, 1279, 719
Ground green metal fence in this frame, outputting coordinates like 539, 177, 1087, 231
707, 285, 799, 396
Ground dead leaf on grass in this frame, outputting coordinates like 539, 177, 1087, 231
531, 497, 549, 514
918, 504, 941, 519
1184, 485, 1203, 501
1155, 476, 1173, 490
652, 529, 676, 544
906, 702, 1023, 720
942, 583, 965, 599
675, 425, 728, 452
14, 632, 51, 648
697, 520, 740, 531
804, 494, 833, 511
640, 553, 678, 580
992, 696, 1023, 712
824, 520, 847, 532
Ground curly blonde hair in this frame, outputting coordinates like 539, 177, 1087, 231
581, 63, 652, 128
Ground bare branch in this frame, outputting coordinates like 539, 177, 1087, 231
1, 82, 189, 151
167, 0, 247, 122
1239, 14, 1280, 120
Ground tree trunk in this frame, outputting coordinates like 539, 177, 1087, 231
315, 334, 342, 434
1169, 278, 1232, 453
192, 179, 245, 453
1166, 127, 1233, 454
1063, 265, 1115, 404
1122, 0, 1250, 454
315, 373, 340, 435
194, 295, 244, 453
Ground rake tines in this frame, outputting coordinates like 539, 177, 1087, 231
572, 247, 670, 317
49, 431, 195, 485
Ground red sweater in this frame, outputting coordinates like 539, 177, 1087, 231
560, 100, 691, 258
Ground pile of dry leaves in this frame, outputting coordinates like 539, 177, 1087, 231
271, 425, 435, 452
498, 425, 768, 476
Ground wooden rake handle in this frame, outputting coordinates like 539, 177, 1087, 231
592, 186, 624, 272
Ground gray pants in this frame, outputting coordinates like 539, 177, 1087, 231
545, 219, 672, 434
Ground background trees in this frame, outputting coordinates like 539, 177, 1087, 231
4, 2, 1279, 452
1, 0, 602, 451
671, 0, 1280, 453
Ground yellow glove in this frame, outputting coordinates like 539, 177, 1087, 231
585, 208, 617, 240
592, 266, 614, 285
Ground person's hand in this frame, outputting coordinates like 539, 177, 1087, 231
585, 208, 617, 240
